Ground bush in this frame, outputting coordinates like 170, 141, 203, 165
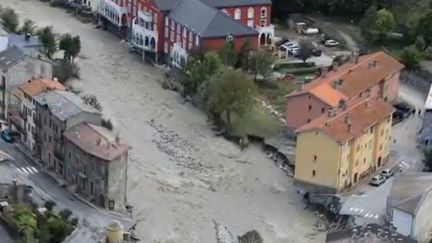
44, 200, 56, 211
279, 66, 318, 75
399, 45, 421, 70
82, 94, 102, 111
53, 60, 80, 83
59, 209, 73, 220
70, 217, 79, 226
273, 62, 315, 71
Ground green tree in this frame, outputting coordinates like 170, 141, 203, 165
218, 42, 237, 67
59, 209, 73, 220
82, 94, 103, 111
208, 69, 257, 131
43, 216, 71, 243
59, 34, 81, 62
297, 40, 313, 63
416, 10, 432, 47
13, 207, 37, 243
181, 51, 222, 97
44, 200, 56, 211
1, 8, 19, 33
359, 5, 378, 41
20, 19, 36, 35
248, 48, 274, 81
236, 41, 252, 70
372, 8, 395, 43
400, 45, 421, 69
38, 26, 57, 59
238, 230, 263, 243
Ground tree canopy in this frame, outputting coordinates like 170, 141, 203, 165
59, 34, 81, 62
207, 69, 257, 131
1, 8, 19, 33
248, 48, 274, 81
38, 26, 57, 59
20, 19, 36, 35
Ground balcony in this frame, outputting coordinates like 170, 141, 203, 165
256, 24, 275, 46
131, 16, 157, 52
98, 0, 127, 27
54, 149, 64, 161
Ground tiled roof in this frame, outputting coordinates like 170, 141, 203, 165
295, 97, 394, 143
19, 78, 65, 97
168, 0, 258, 38
64, 123, 131, 161
309, 83, 348, 107
153, 0, 178, 11
201, 0, 271, 7
287, 52, 404, 105
388, 173, 432, 215
0, 46, 25, 69
34, 90, 99, 121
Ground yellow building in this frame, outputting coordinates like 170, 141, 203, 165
294, 97, 393, 192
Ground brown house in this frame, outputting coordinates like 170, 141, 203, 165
63, 123, 131, 210
285, 51, 404, 130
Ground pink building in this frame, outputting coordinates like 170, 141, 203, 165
285, 52, 404, 130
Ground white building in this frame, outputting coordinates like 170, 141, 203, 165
387, 173, 432, 243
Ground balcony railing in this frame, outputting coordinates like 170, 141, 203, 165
99, 0, 128, 27
54, 149, 64, 161
131, 17, 157, 51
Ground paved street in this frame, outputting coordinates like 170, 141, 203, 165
0, 223, 14, 243
0, 139, 133, 242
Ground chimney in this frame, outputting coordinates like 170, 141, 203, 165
372, 59, 377, 67
354, 51, 359, 63
25, 33, 31, 42
327, 108, 336, 117
338, 99, 347, 110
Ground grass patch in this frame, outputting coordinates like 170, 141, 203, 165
230, 105, 283, 138
257, 78, 299, 113
276, 66, 318, 76
273, 62, 316, 71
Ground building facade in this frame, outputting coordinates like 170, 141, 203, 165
10, 79, 65, 153
98, 0, 272, 64
0, 46, 53, 118
387, 173, 432, 243
63, 123, 130, 210
285, 52, 403, 130
294, 98, 393, 192
34, 90, 102, 171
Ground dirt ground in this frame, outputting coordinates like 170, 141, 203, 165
1, 0, 321, 242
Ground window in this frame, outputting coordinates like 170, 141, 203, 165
247, 19, 254, 28
313, 155, 317, 162
308, 105, 312, 110
68, 152, 71, 159
165, 27, 169, 38
234, 8, 241, 20
49, 136, 51, 143
312, 170, 316, 177
380, 129, 384, 137
189, 32, 193, 42
260, 7, 267, 18
356, 145, 360, 152
195, 35, 199, 46
183, 28, 187, 38
170, 20, 175, 30
363, 158, 366, 164
164, 41, 168, 53
165, 16, 169, 26
176, 34, 181, 43
379, 144, 383, 151
321, 107, 325, 113
170, 31, 174, 41
247, 7, 254, 19
177, 25, 181, 34
260, 19, 266, 27
307, 118, 311, 123
368, 140, 372, 150
154, 13, 157, 23
370, 127, 373, 133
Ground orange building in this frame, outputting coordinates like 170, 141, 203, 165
285, 51, 404, 130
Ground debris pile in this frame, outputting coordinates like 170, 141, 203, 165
214, 221, 238, 243
149, 120, 208, 172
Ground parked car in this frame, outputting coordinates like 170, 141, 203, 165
276, 38, 289, 46
380, 168, 394, 178
312, 48, 322, 56
1, 130, 14, 143
370, 175, 385, 186
394, 102, 413, 113
324, 39, 339, 47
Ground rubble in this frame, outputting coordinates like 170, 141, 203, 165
214, 221, 238, 243
148, 120, 210, 172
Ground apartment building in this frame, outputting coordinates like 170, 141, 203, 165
63, 123, 130, 210
9, 79, 65, 153
34, 90, 102, 171
285, 51, 404, 130
294, 97, 394, 192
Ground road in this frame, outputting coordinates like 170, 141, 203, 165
340, 83, 427, 225
0, 223, 14, 243
1, 1, 320, 242
0, 139, 133, 242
